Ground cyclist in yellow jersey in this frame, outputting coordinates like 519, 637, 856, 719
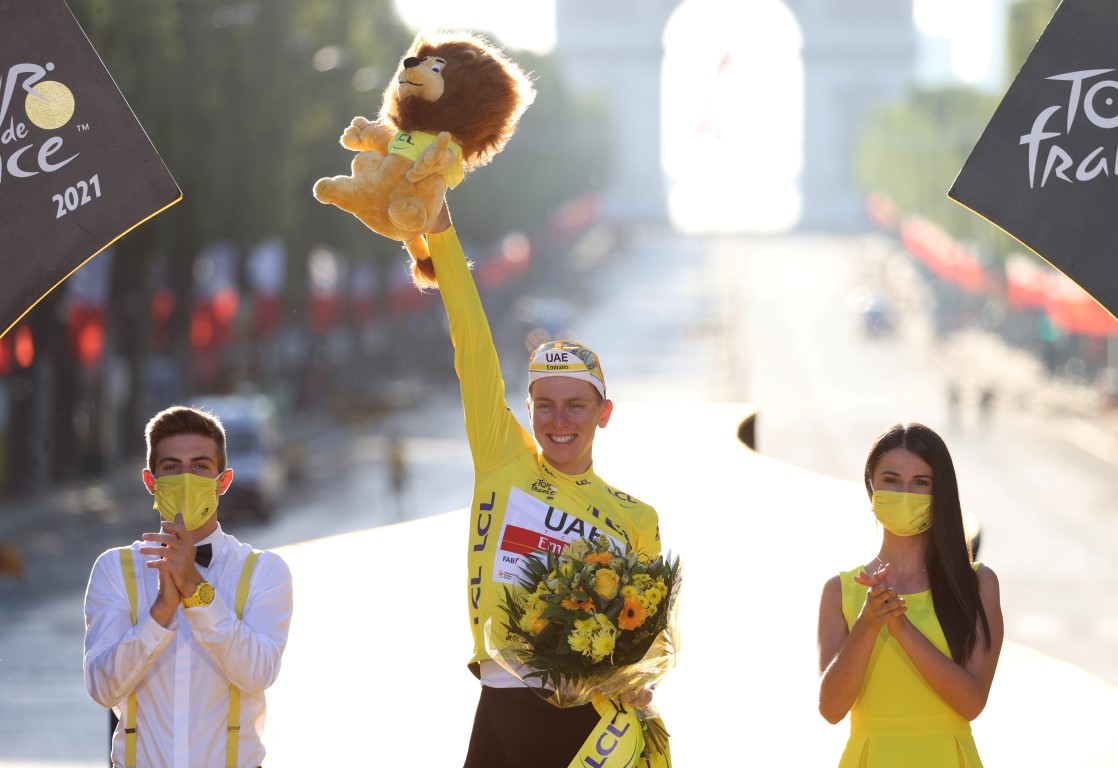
425, 203, 664, 768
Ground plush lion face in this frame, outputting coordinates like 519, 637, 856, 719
379, 32, 535, 169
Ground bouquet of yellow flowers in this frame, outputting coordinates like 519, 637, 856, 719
485, 535, 682, 763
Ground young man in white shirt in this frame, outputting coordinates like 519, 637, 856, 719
83, 405, 293, 768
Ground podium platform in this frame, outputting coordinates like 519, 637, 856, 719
264, 403, 1118, 765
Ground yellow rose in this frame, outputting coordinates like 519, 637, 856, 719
593, 568, 620, 600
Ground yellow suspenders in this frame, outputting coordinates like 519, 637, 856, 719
227, 550, 261, 768
118, 548, 139, 768
117, 546, 261, 768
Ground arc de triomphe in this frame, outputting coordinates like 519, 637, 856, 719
554, 0, 915, 231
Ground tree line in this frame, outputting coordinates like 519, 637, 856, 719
1, 0, 608, 493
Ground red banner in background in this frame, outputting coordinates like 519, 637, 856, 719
900, 217, 985, 294
0, 0, 181, 337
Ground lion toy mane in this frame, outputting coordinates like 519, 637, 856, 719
312, 32, 535, 289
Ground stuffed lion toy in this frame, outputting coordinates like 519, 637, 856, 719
313, 32, 535, 289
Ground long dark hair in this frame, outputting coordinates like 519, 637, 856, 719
863, 422, 990, 664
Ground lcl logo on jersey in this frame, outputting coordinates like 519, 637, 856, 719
605, 485, 638, 508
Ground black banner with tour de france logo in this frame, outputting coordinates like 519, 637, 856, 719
949, 0, 1118, 321
0, 0, 181, 337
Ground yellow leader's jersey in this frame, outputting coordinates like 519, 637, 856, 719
428, 227, 663, 666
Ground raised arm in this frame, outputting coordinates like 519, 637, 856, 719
426, 203, 533, 470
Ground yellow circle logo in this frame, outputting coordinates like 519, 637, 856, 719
24, 81, 75, 130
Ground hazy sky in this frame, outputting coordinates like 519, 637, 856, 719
391, 0, 1010, 88
387, 0, 1016, 232
391, 0, 557, 52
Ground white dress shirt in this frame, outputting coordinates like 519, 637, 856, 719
83, 525, 293, 768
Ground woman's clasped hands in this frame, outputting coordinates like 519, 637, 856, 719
853, 563, 907, 631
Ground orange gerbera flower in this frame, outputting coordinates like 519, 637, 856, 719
584, 552, 613, 566
561, 596, 594, 611
618, 595, 648, 630
530, 615, 548, 634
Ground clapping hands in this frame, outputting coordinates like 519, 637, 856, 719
854, 563, 907, 631
140, 513, 203, 625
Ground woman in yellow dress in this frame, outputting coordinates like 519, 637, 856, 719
817, 422, 1004, 767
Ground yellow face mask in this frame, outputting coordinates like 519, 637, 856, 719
871, 490, 932, 536
152, 473, 219, 531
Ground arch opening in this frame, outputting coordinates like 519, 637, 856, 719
661, 0, 804, 234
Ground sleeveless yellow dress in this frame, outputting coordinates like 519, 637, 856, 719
837, 565, 984, 767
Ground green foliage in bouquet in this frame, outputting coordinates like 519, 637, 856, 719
499, 535, 681, 692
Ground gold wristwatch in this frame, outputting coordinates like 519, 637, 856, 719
182, 581, 215, 608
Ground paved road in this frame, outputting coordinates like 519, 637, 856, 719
613, 228, 1118, 682
261, 226, 1118, 767
1, 224, 1116, 766
0, 392, 477, 767
577, 225, 1118, 686
699, 232, 1118, 686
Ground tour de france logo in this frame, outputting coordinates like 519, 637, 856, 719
2, 60, 77, 137
2, 59, 100, 219
1019, 67, 1118, 190
25, 76, 75, 131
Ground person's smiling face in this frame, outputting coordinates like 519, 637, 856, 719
527, 376, 612, 475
